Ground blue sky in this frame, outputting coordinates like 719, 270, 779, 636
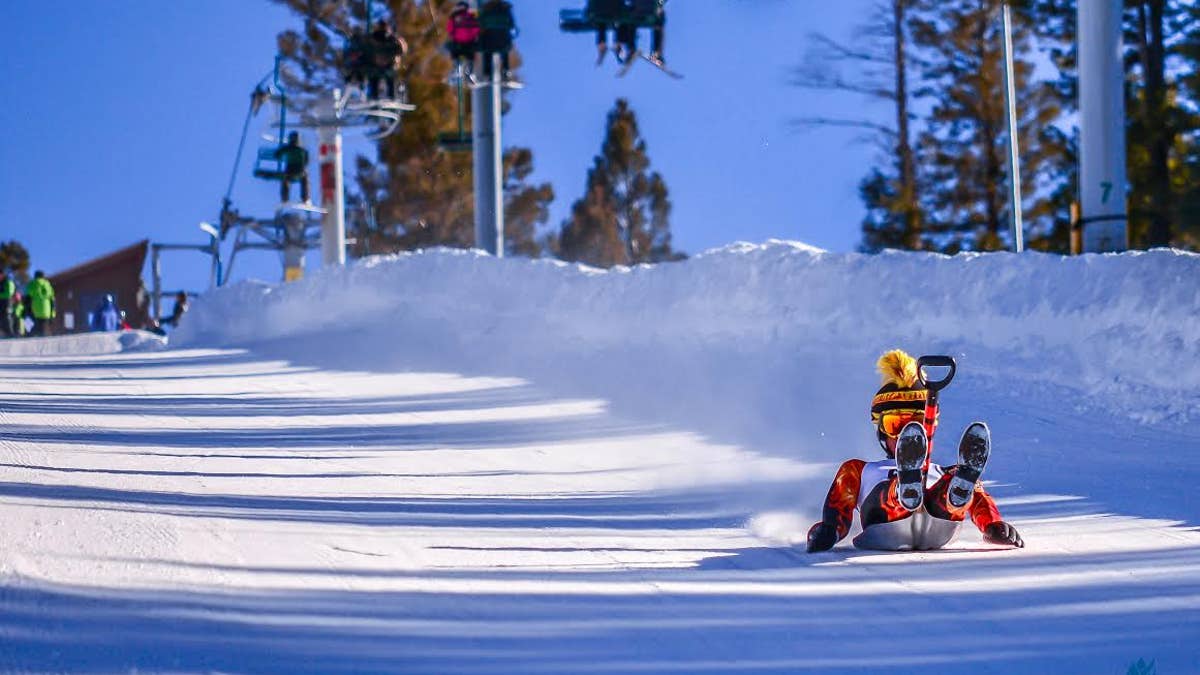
0, 0, 881, 291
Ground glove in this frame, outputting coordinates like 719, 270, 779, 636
983, 520, 1024, 548
806, 522, 839, 553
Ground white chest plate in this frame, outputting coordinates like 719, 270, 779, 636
856, 459, 945, 508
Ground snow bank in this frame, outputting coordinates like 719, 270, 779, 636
174, 242, 1200, 449
0, 330, 166, 357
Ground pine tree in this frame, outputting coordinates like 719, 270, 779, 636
909, 0, 1067, 252
793, 1, 924, 252
1123, 0, 1197, 248
0, 241, 30, 282
557, 99, 681, 267
1176, 2, 1200, 248
268, 0, 553, 257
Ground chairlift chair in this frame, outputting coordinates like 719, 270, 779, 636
436, 60, 474, 153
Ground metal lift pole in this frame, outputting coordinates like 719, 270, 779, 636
318, 90, 347, 267
472, 52, 505, 257
1000, 2, 1024, 252
1078, 0, 1128, 252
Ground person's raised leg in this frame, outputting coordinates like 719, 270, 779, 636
925, 422, 991, 519
895, 421, 927, 511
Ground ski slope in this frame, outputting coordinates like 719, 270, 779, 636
1, 243, 1198, 673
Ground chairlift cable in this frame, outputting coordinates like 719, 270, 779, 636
223, 97, 258, 205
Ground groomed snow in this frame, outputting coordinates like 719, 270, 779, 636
2, 242, 1198, 673
0, 329, 165, 357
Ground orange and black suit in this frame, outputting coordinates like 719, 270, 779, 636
817, 458, 1003, 543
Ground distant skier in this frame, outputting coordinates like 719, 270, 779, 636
806, 349, 1024, 553
275, 131, 310, 204
446, 2, 481, 72
478, 0, 518, 81
0, 270, 15, 338
24, 270, 55, 337
367, 19, 407, 100
90, 294, 121, 332
162, 291, 189, 328
11, 290, 26, 336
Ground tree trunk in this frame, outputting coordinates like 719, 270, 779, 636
1140, 0, 1173, 247
894, 0, 921, 249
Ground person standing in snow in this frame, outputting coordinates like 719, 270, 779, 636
11, 290, 26, 336
806, 349, 1024, 553
24, 270, 55, 337
0, 270, 15, 337
163, 291, 189, 328
90, 294, 122, 332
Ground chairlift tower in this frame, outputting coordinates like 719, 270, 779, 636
473, 53, 506, 257
222, 59, 414, 283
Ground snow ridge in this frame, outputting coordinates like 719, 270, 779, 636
176, 241, 1200, 425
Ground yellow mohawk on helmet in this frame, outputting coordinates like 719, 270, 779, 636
877, 349, 919, 388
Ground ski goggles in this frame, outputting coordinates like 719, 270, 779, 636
877, 410, 925, 438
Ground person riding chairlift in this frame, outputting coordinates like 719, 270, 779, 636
446, 2, 481, 72
368, 19, 407, 100
615, 0, 666, 65
589, 0, 624, 62
478, 0, 518, 81
344, 27, 370, 92
633, 0, 666, 63
275, 131, 310, 204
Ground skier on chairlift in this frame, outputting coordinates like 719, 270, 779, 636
479, 0, 518, 81
613, 18, 637, 64
589, 0, 624, 63
616, 0, 665, 65
805, 350, 1024, 553
368, 19, 407, 100
275, 131, 310, 204
344, 27, 370, 93
633, 0, 666, 64
446, 2, 481, 72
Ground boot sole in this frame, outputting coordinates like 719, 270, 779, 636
949, 422, 991, 508
895, 421, 927, 512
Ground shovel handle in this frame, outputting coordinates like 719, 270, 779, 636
917, 355, 956, 392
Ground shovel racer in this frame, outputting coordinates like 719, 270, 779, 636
806, 350, 1024, 553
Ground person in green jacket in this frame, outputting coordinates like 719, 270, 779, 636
275, 131, 310, 204
25, 270, 55, 337
11, 290, 25, 336
0, 270, 14, 338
